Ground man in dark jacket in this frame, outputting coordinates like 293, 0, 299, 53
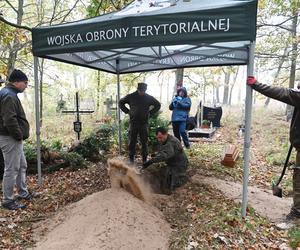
0, 69, 32, 210
142, 127, 188, 193
247, 76, 300, 228
119, 83, 161, 163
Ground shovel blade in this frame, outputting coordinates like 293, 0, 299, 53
272, 184, 283, 198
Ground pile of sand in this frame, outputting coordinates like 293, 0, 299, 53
34, 159, 170, 250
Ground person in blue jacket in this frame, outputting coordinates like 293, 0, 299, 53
169, 87, 191, 149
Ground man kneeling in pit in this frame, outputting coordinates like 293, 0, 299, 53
142, 127, 188, 194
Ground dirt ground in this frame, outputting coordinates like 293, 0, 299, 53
33, 188, 170, 250
192, 174, 292, 222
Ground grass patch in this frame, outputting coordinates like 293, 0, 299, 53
288, 228, 300, 249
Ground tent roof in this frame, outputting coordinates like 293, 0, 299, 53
32, 0, 258, 74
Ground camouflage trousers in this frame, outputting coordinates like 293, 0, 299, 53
143, 164, 188, 195
293, 150, 300, 212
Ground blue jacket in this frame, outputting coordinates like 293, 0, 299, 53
169, 88, 191, 122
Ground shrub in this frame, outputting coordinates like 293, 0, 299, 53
121, 112, 169, 152
61, 152, 86, 171
71, 123, 114, 161
50, 140, 63, 151
24, 142, 37, 163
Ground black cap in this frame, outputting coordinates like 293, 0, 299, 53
8, 69, 28, 83
137, 82, 147, 91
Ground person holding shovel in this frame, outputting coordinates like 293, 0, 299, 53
247, 76, 300, 229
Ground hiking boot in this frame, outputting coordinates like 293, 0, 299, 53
2, 201, 26, 210
276, 208, 300, 230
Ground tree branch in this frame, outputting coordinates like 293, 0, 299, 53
4, 0, 18, 14
0, 15, 32, 31
60, 0, 81, 23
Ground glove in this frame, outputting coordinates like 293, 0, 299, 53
142, 160, 153, 169
247, 76, 257, 85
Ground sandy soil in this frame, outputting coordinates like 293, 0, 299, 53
192, 174, 292, 222
33, 188, 170, 250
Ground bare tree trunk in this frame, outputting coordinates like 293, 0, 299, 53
216, 85, 220, 103
39, 59, 44, 125
96, 71, 100, 112
222, 70, 230, 105
167, 77, 170, 104
228, 68, 239, 105
264, 46, 289, 107
73, 71, 78, 89
286, 10, 298, 116
173, 68, 184, 96
7, 0, 24, 74
158, 71, 164, 103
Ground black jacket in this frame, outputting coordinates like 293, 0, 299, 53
119, 91, 161, 124
252, 82, 300, 148
0, 85, 29, 141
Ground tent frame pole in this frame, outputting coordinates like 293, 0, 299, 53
241, 42, 255, 218
34, 57, 42, 186
116, 59, 122, 154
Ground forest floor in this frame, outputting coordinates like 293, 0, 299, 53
1, 107, 300, 249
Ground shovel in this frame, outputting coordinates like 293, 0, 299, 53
272, 144, 293, 198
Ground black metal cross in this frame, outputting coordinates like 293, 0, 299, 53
62, 92, 94, 140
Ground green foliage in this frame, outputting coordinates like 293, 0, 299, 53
23, 142, 37, 163
288, 228, 300, 249
121, 111, 169, 151
61, 152, 86, 171
50, 139, 63, 151
148, 112, 169, 148
56, 99, 67, 113
96, 123, 115, 151
72, 123, 114, 160
265, 150, 286, 166
86, 0, 132, 17
202, 119, 210, 126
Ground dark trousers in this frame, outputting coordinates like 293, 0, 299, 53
172, 121, 190, 148
128, 123, 148, 161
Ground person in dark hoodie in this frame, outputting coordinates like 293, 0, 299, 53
119, 82, 161, 163
0, 69, 35, 210
247, 76, 300, 229
169, 87, 191, 149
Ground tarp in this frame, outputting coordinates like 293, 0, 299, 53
32, 0, 258, 74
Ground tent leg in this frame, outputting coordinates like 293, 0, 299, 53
116, 60, 122, 154
241, 42, 255, 218
34, 57, 42, 186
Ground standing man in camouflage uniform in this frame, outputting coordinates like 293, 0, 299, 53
142, 127, 188, 193
119, 82, 161, 163
247, 76, 300, 229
